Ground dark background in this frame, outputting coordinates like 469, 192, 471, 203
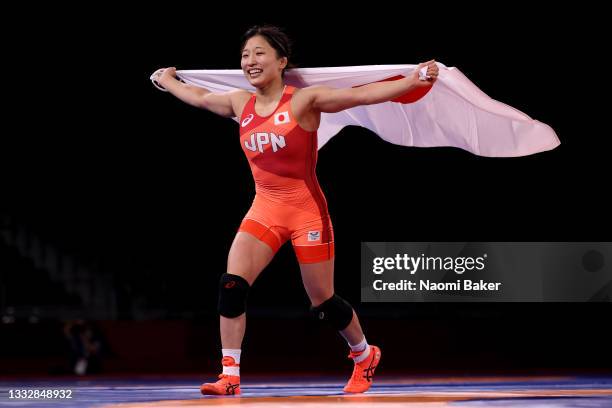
1, 4, 610, 376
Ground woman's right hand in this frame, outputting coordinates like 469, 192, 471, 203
152, 67, 177, 88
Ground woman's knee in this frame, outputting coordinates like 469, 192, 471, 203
218, 273, 250, 318
309, 294, 354, 331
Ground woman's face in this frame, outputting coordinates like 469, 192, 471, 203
241, 35, 287, 87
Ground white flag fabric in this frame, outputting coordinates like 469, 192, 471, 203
155, 64, 560, 157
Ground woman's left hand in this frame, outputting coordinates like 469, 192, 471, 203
412, 60, 439, 84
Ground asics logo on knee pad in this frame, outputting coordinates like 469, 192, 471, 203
310, 294, 353, 331
218, 273, 250, 318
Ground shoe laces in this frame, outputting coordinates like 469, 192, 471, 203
348, 350, 364, 360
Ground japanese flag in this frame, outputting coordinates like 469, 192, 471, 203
274, 111, 290, 126
158, 64, 560, 157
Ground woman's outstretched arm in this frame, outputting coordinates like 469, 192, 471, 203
305, 60, 439, 113
152, 67, 247, 118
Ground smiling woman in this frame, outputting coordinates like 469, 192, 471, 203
152, 24, 438, 397
240, 25, 295, 81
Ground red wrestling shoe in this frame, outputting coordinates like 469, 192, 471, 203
200, 357, 241, 395
343, 345, 381, 393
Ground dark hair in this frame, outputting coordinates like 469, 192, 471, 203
240, 25, 296, 77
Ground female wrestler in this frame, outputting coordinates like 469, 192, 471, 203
153, 25, 438, 395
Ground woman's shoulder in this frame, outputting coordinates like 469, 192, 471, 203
292, 84, 333, 96
291, 85, 315, 98
229, 89, 254, 106
229, 88, 254, 99
229, 89, 254, 119
291, 85, 328, 106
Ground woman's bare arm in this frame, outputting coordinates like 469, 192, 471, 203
304, 60, 439, 113
153, 67, 246, 118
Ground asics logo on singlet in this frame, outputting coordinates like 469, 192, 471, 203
244, 132, 286, 153
241, 114, 254, 127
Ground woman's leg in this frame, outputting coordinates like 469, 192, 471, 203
202, 231, 276, 395
298, 257, 365, 345
221, 231, 275, 349
299, 257, 381, 393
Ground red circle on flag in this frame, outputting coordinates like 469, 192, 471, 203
278, 115, 285, 121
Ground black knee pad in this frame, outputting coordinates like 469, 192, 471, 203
218, 273, 250, 318
310, 294, 353, 331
